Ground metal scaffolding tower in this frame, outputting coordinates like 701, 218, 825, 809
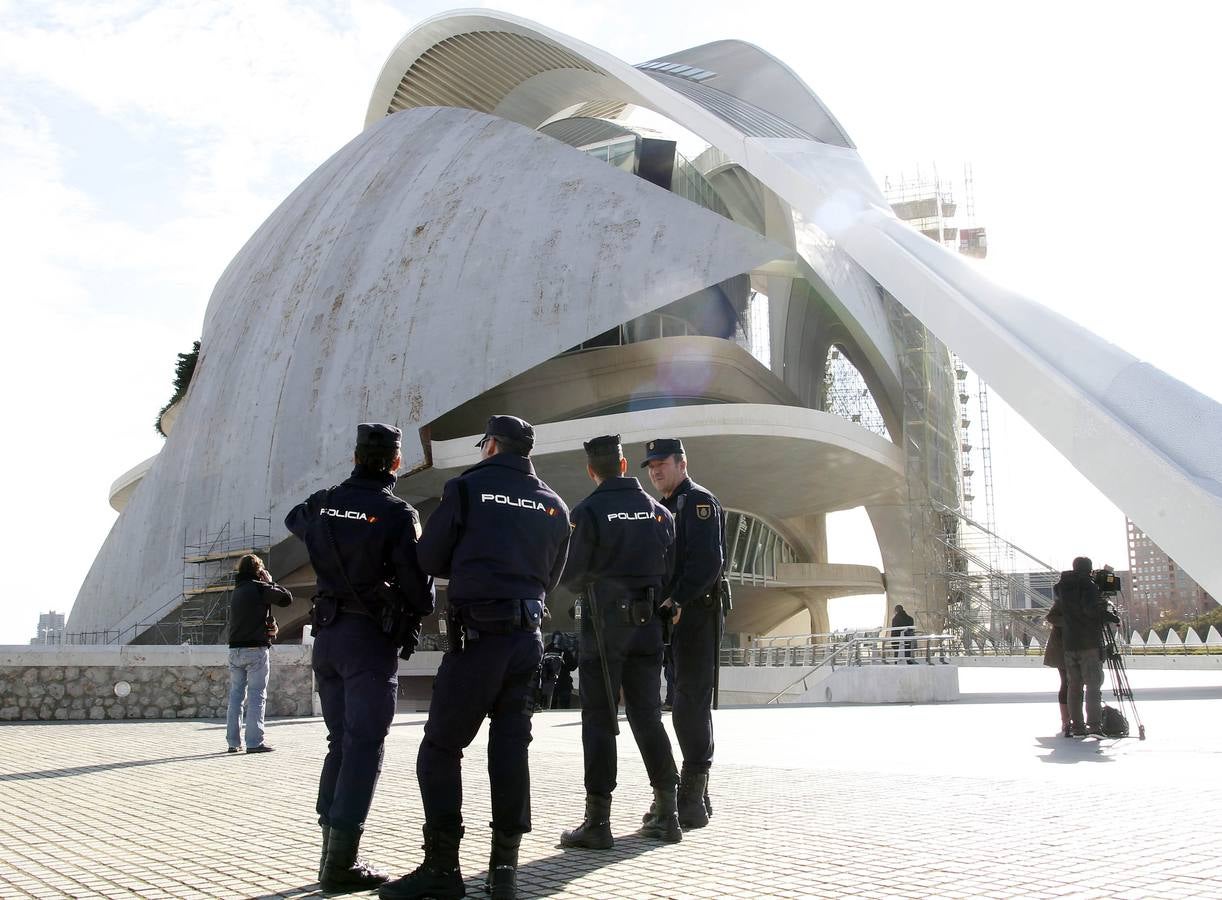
823, 346, 891, 439
177, 518, 272, 645
935, 501, 1059, 652
953, 355, 975, 518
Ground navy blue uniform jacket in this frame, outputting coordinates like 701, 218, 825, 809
284, 467, 435, 617
417, 453, 570, 605
661, 477, 725, 608
561, 476, 674, 594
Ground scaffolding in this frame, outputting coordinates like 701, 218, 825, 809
933, 501, 1058, 652
883, 166, 959, 250
822, 346, 891, 439
883, 293, 962, 630
953, 355, 975, 518
177, 518, 272, 645
885, 164, 988, 259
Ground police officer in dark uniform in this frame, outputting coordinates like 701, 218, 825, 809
380, 415, 570, 900
642, 438, 725, 830
285, 423, 435, 893
559, 435, 682, 850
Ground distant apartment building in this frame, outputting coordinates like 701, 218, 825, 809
31, 611, 65, 645
1127, 517, 1214, 629
1012, 570, 1129, 609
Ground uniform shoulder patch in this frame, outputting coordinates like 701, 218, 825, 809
695, 503, 712, 520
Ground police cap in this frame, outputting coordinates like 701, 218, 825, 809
640, 437, 684, 467
477, 414, 535, 451
583, 434, 622, 459
356, 422, 402, 449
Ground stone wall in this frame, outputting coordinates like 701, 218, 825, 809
0, 645, 313, 722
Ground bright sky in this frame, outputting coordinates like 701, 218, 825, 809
1, 1, 1219, 644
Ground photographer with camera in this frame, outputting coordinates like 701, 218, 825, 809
1054, 557, 1120, 737
285, 423, 435, 893
225, 553, 293, 754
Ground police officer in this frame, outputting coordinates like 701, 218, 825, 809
559, 435, 682, 849
380, 415, 569, 900
642, 438, 725, 830
285, 423, 435, 893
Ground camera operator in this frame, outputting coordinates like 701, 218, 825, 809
1054, 557, 1120, 736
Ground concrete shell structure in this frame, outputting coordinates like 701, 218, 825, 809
72, 10, 1222, 644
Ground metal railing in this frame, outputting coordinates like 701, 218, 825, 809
722, 630, 955, 667
728, 629, 1222, 664
743, 631, 956, 704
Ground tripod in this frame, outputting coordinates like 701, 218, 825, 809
1103, 623, 1146, 740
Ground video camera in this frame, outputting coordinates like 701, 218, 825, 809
1092, 564, 1120, 596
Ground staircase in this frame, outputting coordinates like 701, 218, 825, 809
932, 501, 1059, 653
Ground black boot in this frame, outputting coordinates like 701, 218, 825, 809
640, 798, 656, 825
318, 823, 331, 884
482, 829, 520, 899
704, 772, 713, 819
638, 785, 682, 843
378, 825, 465, 899
677, 767, 709, 830
559, 794, 613, 850
320, 828, 389, 894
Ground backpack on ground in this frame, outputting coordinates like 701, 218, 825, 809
1101, 703, 1129, 738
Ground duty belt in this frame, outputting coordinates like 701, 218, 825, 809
451, 598, 544, 634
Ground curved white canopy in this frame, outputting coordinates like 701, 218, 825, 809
367, 7, 1222, 603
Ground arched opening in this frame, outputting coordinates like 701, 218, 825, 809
823, 345, 891, 440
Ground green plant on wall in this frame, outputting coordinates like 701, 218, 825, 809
155, 340, 200, 436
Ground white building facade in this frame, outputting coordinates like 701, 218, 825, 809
70, 11, 1222, 647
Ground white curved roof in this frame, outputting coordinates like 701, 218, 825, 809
364, 9, 1222, 599
67, 105, 785, 636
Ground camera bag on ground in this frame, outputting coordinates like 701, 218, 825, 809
1101, 703, 1129, 738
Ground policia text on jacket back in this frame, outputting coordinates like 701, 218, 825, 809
284, 423, 436, 894
643, 437, 726, 830
380, 415, 570, 900
558, 434, 684, 850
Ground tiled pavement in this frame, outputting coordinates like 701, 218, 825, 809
1, 667, 1220, 899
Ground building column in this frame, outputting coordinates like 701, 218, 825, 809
866, 501, 947, 634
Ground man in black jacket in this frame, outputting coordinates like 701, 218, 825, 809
642, 438, 725, 830
559, 435, 681, 850
226, 554, 293, 753
1055, 556, 1119, 736
380, 415, 569, 900
285, 423, 435, 893
891, 604, 916, 664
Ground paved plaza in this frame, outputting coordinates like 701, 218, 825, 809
1, 666, 1220, 899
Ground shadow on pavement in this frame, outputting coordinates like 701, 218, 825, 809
0, 752, 222, 782
511, 832, 660, 897
198, 717, 326, 732
1034, 735, 1117, 764
249, 884, 326, 899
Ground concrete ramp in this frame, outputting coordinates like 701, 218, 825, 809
719, 663, 960, 705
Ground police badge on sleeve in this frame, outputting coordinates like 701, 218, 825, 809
696, 503, 712, 520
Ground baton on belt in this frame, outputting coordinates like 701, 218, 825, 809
712, 578, 731, 711
712, 598, 721, 711
584, 584, 620, 736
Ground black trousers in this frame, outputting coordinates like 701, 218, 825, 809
417, 628, 543, 835
670, 603, 721, 772
312, 613, 399, 832
579, 612, 677, 797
